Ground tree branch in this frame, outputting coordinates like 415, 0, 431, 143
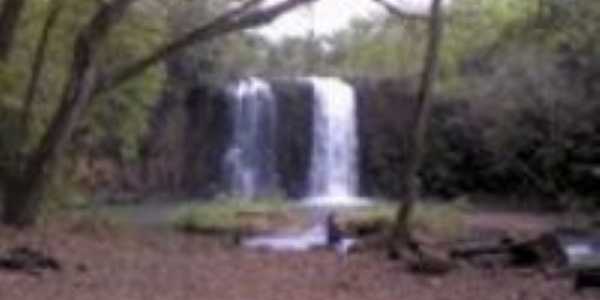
389, 0, 444, 258
0, 0, 26, 61
95, 0, 317, 94
28, 0, 139, 175
372, 0, 430, 20
21, 0, 65, 128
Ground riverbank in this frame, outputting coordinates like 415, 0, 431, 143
0, 211, 597, 300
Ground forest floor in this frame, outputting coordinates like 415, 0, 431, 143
0, 210, 598, 300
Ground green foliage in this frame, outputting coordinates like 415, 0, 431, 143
421, 0, 600, 206
329, 18, 426, 77
247, 0, 541, 80
440, 0, 536, 86
338, 201, 466, 240
86, 2, 166, 162
170, 198, 291, 234
0, 0, 166, 157
0, 0, 167, 213
411, 201, 467, 238
163, 0, 269, 80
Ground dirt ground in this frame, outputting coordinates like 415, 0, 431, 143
0, 212, 598, 300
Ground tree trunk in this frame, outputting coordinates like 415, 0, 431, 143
2, 48, 99, 226
2, 0, 138, 227
21, 0, 65, 128
372, 0, 430, 20
2, 179, 40, 227
388, 0, 444, 258
0, 0, 26, 61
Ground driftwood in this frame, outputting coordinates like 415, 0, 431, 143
575, 270, 600, 291
449, 234, 563, 268
0, 247, 61, 276
450, 229, 600, 290
451, 238, 538, 266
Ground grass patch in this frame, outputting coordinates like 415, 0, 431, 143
411, 202, 467, 239
170, 198, 296, 235
338, 201, 468, 240
171, 197, 468, 240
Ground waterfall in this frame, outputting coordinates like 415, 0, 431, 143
224, 78, 278, 199
307, 77, 361, 205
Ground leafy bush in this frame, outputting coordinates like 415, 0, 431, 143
421, 45, 600, 209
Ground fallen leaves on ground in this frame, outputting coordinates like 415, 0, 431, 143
0, 214, 598, 300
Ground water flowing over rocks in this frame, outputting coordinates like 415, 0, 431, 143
109, 77, 420, 201
307, 77, 360, 204
225, 78, 279, 199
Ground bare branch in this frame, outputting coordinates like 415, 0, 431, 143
372, 0, 430, 20
95, 0, 317, 94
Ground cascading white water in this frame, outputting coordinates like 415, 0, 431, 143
307, 77, 361, 205
224, 78, 278, 199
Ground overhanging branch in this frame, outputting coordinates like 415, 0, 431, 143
372, 0, 430, 20
95, 0, 317, 94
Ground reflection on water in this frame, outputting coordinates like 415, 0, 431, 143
242, 224, 328, 252
242, 209, 357, 253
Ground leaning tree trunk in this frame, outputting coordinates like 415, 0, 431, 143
388, 0, 444, 257
2, 0, 138, 227
0, 0, 26, 61
21, 0, 65, 128
2, 47, 99, 226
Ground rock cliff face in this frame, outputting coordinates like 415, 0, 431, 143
181, 83, 231, 197
353, 78, 418, 198
270, 79, 314, 198
138, 77, 418, 200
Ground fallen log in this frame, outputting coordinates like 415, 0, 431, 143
0, 246, 61, 276
575, 269, 600, 291
451, 228, 600, 290
449, 236, 549, 268
449, 238, 514, 259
